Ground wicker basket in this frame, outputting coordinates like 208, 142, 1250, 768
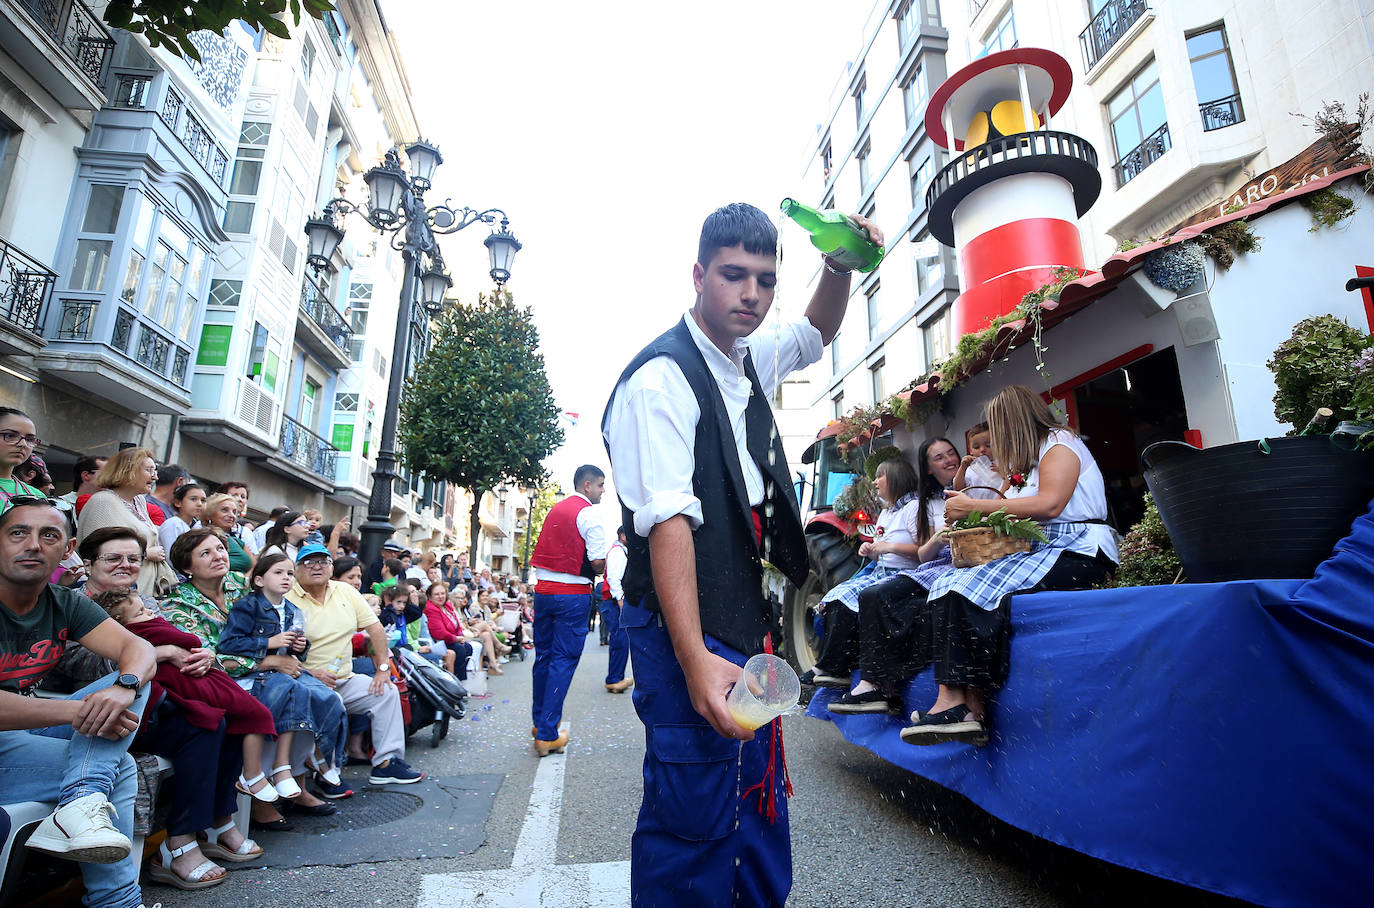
947, 485, 1032, 568
948, 526, 1034, 568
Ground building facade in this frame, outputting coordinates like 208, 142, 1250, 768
778, 0, 960, 466
0, 2, 455, 537
782, 0, 1374, 468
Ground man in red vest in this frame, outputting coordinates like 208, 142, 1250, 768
528, 465, 608, 756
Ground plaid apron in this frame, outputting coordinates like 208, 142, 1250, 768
926, 522, 1095, 612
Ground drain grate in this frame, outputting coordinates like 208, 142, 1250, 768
283, 788, 423, 834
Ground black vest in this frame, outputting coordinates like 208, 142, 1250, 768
601, 317, 809, 655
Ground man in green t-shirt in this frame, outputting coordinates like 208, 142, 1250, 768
0, 497, 156, 908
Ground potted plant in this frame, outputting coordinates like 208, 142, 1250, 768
1143, 315, 1374, 582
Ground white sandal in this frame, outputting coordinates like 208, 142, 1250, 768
270, 764, 302, 799
148, 839, 225, 890
305, 753, 341, 786
198, 820, 263, 863
235, 771, 278, 802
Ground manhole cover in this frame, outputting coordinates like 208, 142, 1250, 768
282, 787, 423, 834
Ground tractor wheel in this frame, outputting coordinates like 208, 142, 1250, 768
781, 528, 861, 674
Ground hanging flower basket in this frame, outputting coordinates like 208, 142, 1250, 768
1143, 242, 1206, 292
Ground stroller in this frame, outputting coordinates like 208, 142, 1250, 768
393, 646, 468, 747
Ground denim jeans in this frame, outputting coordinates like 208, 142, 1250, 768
249, 670, 346, 769
0, 672, 149, 908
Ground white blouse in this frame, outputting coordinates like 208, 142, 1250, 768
875, 497, 923, 571
1005, 429, 1118, 562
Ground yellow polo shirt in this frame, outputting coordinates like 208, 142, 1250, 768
290, 579, 379, 681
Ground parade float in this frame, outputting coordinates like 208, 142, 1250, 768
782, 48, 1374, 908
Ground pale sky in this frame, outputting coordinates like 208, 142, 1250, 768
391, 1, 878, 526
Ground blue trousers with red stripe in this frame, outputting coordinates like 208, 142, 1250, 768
531, 591, 591, 740
621, 600, 791, 908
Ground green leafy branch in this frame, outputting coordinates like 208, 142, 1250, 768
101, 0, 337, 61
948, 507, 1048, 544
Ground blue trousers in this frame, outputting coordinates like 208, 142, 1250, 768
622, 602, 791, 908
599, 598, 629, 684
140, 708, 241, 837
0, 673, 148, 908
531, 591, 589, 740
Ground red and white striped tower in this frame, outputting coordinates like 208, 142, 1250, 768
924, 48, 1101, 338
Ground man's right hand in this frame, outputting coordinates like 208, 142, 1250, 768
682, 649, 754, 742
259, 654, 303, 678
307, 668, 337, 688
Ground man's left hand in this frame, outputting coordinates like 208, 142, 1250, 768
368, 671, 392, 698
73, 684, 139, 740
851, 212, 885, 247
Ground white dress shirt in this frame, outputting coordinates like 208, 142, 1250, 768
604, 311, 823, 539
605, 540, 628, 600
533, 492, 610, 586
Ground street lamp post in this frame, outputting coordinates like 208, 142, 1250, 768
303, 140, 522, 571
523, 487, 538, 583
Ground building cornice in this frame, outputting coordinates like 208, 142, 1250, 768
338, 0, 420, 142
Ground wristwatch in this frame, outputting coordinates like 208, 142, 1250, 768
376, 662, 391, 674
113, 673, 140, 691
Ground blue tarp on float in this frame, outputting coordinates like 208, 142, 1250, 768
807, 499, 1374, 908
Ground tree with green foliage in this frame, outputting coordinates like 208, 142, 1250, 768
101, 0, 336, 60
397, 290, 563, 568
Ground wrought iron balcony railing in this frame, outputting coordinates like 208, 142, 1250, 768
156, 86, 229, 186
16, 0, 114, 85
300, 276, 353, 354
279, 413, 339, 481
0, 236, 57, 334
1113, 122, 1171, 187
1200, 94, 1244, 132
1079, 0, 1149, 72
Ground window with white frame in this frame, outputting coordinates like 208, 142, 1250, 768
870, 358, 886, 401
1107, 58, 1169, 184
858, 139, 872, 193
911, 155, 934, 207
865, 282, 881, 340
902, 65, 926, 128
915, 227, 944, 295
224, 121, 270, 234
979, 7, 1017, 57
1188, 25, 1243, 131
923, 306, 953, 366
853, 73, 867, 127
68, 185, 125, 291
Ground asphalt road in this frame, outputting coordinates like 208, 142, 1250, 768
133, 630, 1251, 908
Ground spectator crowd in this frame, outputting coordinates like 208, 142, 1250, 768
0, 406, 535, 906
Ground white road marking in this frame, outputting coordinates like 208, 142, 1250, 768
418, 723, 632, 907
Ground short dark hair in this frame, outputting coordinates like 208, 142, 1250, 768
72, 455, 106, 491
219, 480, 249, 495
155, 464, 189, 487
331, 555, 360, 579
969, 422, 989, 437
0, 499, 68, 537
383, 558, 405, 578
616, 525, 625, 537
267, 505, 289, 519
381, 583, 409, 601
169, 526, 229, 574
697, 202, 777, 268
337, 531, 359, 553
573, 464, 604, 489
78, 526, 147, 562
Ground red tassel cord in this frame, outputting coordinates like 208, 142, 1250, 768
741, 635, 793, 823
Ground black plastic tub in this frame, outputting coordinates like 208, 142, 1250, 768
1142, 436, 1374, 582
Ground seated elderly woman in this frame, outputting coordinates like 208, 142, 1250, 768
76, 447, 178, 596
161, 529, 345, 826
72, 526, 261, 889
827, 438, 961, 715
902, 386, 1118, 746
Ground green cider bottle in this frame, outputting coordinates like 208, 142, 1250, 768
780, 198, 884, 273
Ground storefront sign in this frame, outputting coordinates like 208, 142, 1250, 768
1170, 132, 1362, 233
196, 324, 233, 366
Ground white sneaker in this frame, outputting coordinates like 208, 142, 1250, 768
498, 655, 510, 664
25, 793, 131, 864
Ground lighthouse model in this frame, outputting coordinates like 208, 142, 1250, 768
924, 48, 1102, 338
